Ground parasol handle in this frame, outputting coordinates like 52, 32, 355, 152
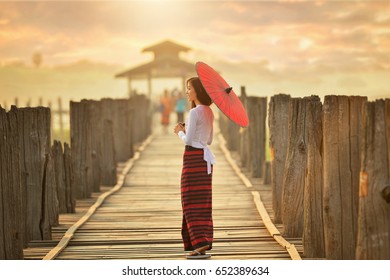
225, 87, 233, 94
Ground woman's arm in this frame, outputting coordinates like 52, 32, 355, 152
177, 109, 197, 145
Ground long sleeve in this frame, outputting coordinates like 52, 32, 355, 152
178, 109, 197, 145
177, 105, 215, 174
207, 125, 213, 145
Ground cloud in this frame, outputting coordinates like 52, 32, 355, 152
1, 1, 389, 67
0, 0, 389, 101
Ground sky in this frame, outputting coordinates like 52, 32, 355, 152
0, 0, 390, 102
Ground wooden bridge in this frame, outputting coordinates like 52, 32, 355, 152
1, 93, 389, 261
22, 121, 301, 260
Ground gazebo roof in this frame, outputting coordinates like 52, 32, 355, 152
115, 57, 195, 79
142, 40, 191, 54
115, 40, 196, 79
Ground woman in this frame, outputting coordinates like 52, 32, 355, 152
174, 77, 215, 259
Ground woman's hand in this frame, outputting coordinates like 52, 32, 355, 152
174, 123, 185, 134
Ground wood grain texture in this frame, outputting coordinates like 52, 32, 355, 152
268, 94, 290, 224
323, 96, 366, 259
281, 97, 308, 238
356, 99, 390, 259
302, 96, 325, 258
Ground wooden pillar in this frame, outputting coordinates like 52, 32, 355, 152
0, 107, 24, 259
303, 96, 325, 258
281, 97, 309, 238
323, 95, 366, 259
356, 99, 390, 259
101, 119, 116, 186
86, 100, 102, 192
63, 143, 75, 213
51, 141, 68, 214
41, 150, 57, 240
268, 94, 291, 224
17, 107, 51, 243
246, 96, 267, 178
101, 98, 132, 163
70, 101, 90, 199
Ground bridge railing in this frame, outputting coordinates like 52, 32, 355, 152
220, 91, 390, 260
0, 94, 152, 259
218, 86, 270, 182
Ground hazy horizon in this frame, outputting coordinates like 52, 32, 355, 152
1, 0, 389, 107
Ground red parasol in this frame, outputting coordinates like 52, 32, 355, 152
195, 61, 249, 128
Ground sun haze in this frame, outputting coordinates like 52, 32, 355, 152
0, 0, 389, 108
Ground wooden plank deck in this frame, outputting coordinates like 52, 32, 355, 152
24, 123, 302, 260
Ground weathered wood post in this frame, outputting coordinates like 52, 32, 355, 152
356, 99, 390, 259
218, 108, 240, 152
17, 106, 52, 243
323, 95, 366, 259
268, 94, 291, 224
218, 112, 227, 139
246, 96, 267, 178
86, 100, 102, 192
70, 101, 90, 198
0, 107, 24, 259
130, 94, 151, 146
101, 119, 116, 186
262, 161, 271, 185
303, 96, 325, 258
71, 98, 120, 196
281, 97, 310, 238
41, 150, 58, 240
51, 140, 74, 213
63, 143, 75, 213
115, 99, 132, 162
219, 93, 240, 152
101, 98, 132, 163
227, 120, 240, 151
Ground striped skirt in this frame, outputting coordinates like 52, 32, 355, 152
181, 145, 213, 251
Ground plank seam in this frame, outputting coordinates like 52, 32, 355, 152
42, 133, 155, 260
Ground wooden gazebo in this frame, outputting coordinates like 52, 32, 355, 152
115, 40, 196, 97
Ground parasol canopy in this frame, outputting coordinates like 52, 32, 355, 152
195, 61, 249, 128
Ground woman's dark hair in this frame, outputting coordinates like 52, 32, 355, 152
187, 77, 212, 108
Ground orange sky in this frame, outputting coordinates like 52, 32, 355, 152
1, 0, 389, 100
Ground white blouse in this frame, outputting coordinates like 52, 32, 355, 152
178, 105, 216, 174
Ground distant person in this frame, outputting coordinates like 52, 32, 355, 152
175, 91, 187, 123
160, 89, 172, 134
